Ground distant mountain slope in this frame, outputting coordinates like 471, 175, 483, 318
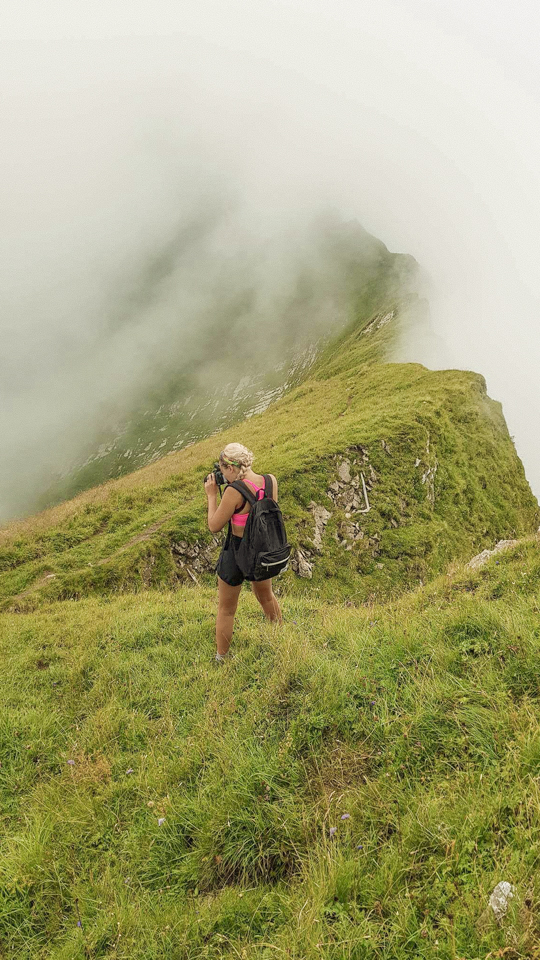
31, 217, 411, 515
1, 257, 537, 610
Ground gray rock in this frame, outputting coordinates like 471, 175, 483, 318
337, 461, 351, 483
468, 540, 518, 569
488, 881, 515, 922
292, 550, 313, 579
309, 502, 332, 551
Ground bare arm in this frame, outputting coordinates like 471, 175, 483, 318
204, 476, 243, 533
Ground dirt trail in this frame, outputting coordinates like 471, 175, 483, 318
6, 514, 174, 607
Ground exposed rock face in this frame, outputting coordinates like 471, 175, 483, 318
337, 461, 351, 483
290, 549, 313, 578
362, 311, 395, 335
290, 450, 379, 577
335, 519, 365, 550
416, 433, 438, 505
326, 453, 373, 515
171, 538, 220, 581
309, 502, 332, 551
467, 539, 518, 569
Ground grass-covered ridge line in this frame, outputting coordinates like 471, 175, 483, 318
0, 349, 537, 609
2, 238, 540, 957
2, 537, 540, 958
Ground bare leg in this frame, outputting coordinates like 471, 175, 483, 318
251, 579, 283, 623
216, 577, 242, 656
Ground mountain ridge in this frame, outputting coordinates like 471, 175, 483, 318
2, 241, 540, 958
1, 261, 537, 611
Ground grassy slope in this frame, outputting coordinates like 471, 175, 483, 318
2, 248, 540, 958
0, 287, 537, 611
2, 539, 540, 958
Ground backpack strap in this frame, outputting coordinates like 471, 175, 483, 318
229, 479, 258, 506
263, 474, 274, 500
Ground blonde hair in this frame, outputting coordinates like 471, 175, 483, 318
220, 442, 254, 480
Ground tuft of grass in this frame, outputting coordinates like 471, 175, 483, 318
1, 539, 540, 957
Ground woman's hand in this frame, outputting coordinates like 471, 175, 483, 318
204, 473, 218, 496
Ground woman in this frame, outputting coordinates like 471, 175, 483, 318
204, 442, 283, 662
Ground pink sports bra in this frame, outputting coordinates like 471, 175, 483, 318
231, 479, 265, 527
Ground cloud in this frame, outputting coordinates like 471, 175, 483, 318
1, 0, 539, 519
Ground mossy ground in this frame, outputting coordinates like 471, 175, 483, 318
2, 538, 540, 958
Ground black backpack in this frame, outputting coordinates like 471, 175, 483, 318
229, 474, 291, 581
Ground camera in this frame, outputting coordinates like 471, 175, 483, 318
204, 462, 225, 487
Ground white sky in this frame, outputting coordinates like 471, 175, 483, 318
1, 0, 540, 510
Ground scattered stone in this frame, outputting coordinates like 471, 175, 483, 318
468, 540, 518, 570
381, 439, 391, 454
488, 881, 515, 922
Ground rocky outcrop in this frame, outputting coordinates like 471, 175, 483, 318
290, 450, 379, 577
290, 549, 313, 579
362, 311, 395, 336
467, 539, 518, 570
171, 538, 220, 582
309, 502, 332, 551
415, 433, 438, 505
326, 452, 374, 515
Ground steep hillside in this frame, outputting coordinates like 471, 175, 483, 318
2, 238, 540, 958
2, 537, 540, 958
0, 273, 537, 611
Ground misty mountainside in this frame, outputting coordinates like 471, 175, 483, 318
31, 216, 414, 517
2, 234, 540, 960
0, 263, 537, 612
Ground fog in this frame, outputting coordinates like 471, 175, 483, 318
2, 0, 540, 520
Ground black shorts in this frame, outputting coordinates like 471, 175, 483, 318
216, 534, 245, 586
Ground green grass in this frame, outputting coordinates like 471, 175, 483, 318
1, 538, 540, 958
0, 316, 537, 612
1, 251, 539, 958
